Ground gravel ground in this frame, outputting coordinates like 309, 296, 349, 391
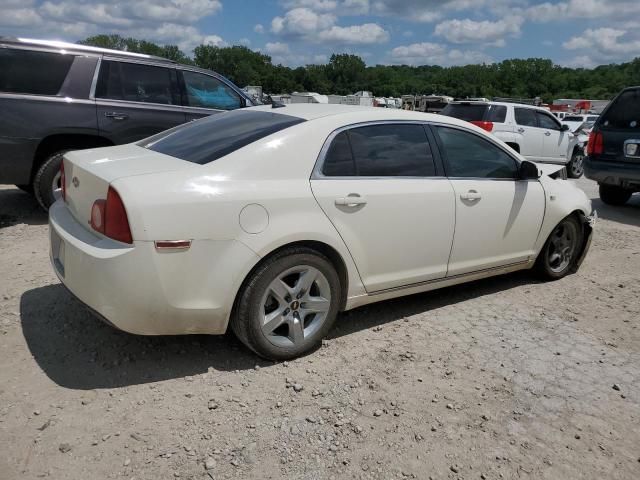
1, 179, 639, 480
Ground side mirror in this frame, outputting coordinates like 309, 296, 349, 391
520, 160, 541, 179
561, 124, 570, 131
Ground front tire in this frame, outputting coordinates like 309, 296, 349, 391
535, 215, 583, 280
567, 148, 584, 178
231, 247, 341, 360
33, 151, 67, 210
599, 184, 631, 206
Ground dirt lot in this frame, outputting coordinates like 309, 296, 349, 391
1, 179, 639, 480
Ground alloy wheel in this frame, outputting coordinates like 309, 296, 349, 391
260, 265, 332, 348
547, 221, 579, 273
570, 152, 584, 177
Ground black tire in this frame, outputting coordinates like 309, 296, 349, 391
33, 151, 67, 210
535, 215, 583, 280
599, 184, 631, 206
230, 247, 341, 360
567, 148, 584, 179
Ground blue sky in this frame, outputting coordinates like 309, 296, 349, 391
3, 0, 640, 68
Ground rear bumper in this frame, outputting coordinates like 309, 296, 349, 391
49, 200, 259, 335
584, 157, 640, 189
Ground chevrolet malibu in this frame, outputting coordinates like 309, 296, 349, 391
49, 105, 595, 359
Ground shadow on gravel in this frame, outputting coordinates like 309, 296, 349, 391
590, 194, 640, 229
22, 271, 535, 390
0, 187, 47, 228
20, 284, 265, 390
330, 270, 535, 340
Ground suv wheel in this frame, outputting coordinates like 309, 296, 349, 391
231, 247, 341, 360
567, 148, 584, 178
33, 151, 67, 210
599, 184, 631, 206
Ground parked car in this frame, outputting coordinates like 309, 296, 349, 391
441, 101, 583, 177
585, 86, 640, 205
562, 114, 599, 132
49, 105, 595, 359
0, 37, 255, 209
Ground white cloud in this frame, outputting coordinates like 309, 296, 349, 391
238, 37, 251, 46
265, 41, 291, 55
280, 0, 338, 11
254, 23, 265, 33
0, 0, 224, 53
390, 42, 493, 66
564, 28, 640, 55
271, 7, 336, 35
317, 23, 389, 44
434, 16, 523, 47
526, 0, 640, 22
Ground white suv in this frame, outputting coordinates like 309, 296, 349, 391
441, 101, 582, 177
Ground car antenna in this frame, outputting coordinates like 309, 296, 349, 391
272, 100, 286, 109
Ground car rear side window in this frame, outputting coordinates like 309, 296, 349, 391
435, 126, 518, 179
441, 104, 507, 123
322, 124, 436, 177
0, 48, 74, 95
96, 60, 179, 105
514, 108, 538, 127
141, 110, 305, 164
601, 89, 640, 130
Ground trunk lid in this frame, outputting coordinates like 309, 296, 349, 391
62, 144, 197, 232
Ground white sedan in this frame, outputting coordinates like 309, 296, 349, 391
49, 105, 595, 359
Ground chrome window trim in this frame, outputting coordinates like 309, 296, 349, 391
94, 98, 185, 112
311, 120, 442, 180
0, 92, 95, 104
88, 56, 101, 100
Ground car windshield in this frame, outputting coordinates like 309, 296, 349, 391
140, 110, 305, 164
601, 89, 640, 130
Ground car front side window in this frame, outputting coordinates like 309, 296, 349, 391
182, 71, 242, 110
514, 108, 538, 127
536, 112, 561, 130
435, 126, 518, 179
322, 124, 436, 177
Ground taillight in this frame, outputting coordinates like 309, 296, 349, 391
471, 120, 494, 132
60, 161, 66, 202
89, 187, 133, 244
586, 131, 603, 156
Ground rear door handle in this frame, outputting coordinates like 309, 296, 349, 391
335, 194, 367, 207
460, 190, 482, 201
517, 127, 525, 133
544, 131, 551, 136
104, 112, 129, 121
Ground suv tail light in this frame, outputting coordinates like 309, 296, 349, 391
586, 131, 603, 156
60, 161, 66, 202
90, 187, 133, 244
471, 120, 494, 132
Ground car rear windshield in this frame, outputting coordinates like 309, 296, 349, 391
563, 116, 584, 122
140, 110, 305, 164
441, 103, 506, 123
0, 48, 74, 95
601, 89, 640, 130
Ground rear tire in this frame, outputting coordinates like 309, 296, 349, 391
33, 151, 67, 210
535, 215, 583, 280
230, 247, 341, 360
599, 184, 631, 206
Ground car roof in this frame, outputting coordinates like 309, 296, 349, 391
246, 103, 480, 129
449, 100, 552, 112
0, 36, 176, 64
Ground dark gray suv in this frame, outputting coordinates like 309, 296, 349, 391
0, 37, 255, 208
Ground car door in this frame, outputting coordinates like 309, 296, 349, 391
95, 59, 186, 144
514, 107, 546, 161
179, 69, 244, 121
431, 125, 545, 276
310, 123, 456, 292
536, 110, 571, 162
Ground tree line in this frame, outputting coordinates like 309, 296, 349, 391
80, 34, 640, 102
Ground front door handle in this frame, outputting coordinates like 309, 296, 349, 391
517, 127, 525, 133
544, 131, 551, 136
460, 190, 482, 201
104, 112, 129, 121
335, 194, 367, 207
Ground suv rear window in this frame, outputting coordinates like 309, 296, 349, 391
0, 48, 74, 95
601, 89, 640, 130
563, 116, 584, 122
441, 103, 506, 123
141, 110, 305, 164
